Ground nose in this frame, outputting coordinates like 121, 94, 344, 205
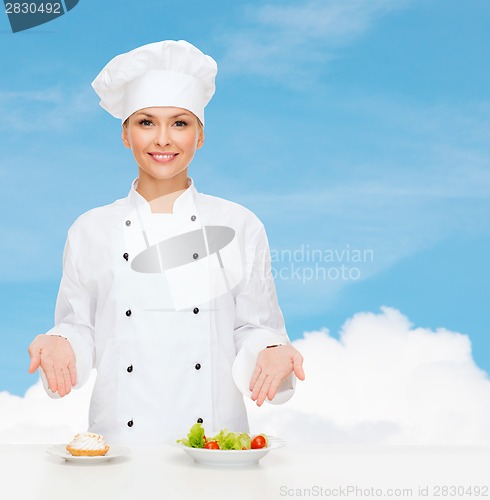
155, 125, 171, 147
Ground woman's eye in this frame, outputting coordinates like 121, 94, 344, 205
139, 119, 153, 126
174, 120, 187, 127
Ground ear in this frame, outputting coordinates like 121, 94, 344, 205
121, 124, 131, 149
197, 128, 205, 150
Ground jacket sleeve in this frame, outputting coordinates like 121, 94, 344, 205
40, 228, 95, 398
232, 222, 295, 404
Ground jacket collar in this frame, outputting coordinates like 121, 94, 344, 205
127, 176, 198, 215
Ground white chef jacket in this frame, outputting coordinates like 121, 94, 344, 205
41, 177, 294, 444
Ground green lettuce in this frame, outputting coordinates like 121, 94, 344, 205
177, 423, 261, 450
209, 428, 252, 450
176, 422, 206, 448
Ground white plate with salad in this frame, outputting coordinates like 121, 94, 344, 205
175, 423, 286, 466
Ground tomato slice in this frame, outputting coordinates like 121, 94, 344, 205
251, 435, 267, 449
203, 441, 220, 450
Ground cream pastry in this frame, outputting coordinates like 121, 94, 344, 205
66, 432, 110, 457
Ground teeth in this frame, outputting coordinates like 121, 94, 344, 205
153, 154, 174, 159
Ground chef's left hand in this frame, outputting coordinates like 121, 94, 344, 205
249, 344, 305, 406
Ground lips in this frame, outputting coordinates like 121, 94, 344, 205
148, 152, 178, 163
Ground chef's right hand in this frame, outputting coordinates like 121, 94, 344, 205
27, 334, 77, 397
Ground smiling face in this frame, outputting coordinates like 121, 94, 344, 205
122, 106, 204, 191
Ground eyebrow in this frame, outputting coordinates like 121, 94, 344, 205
135, 112, 192, 119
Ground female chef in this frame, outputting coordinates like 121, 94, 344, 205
27, 40, 305, 445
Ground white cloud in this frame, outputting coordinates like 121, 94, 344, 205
0, 86, 96, 132
2, 307, 489, 445
255, 0, 401, 41
245, 307, 490, 445
0, 371, 95, 444
218, 0, 410, 85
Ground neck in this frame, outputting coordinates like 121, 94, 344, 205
136, 170, 189, 214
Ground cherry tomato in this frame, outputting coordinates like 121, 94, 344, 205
251, 435, 267, 449
204, 441, 220, 450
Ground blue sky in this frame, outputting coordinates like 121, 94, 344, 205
1, 0, 489, 395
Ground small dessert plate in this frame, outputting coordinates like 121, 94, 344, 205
46, 444, 131, 463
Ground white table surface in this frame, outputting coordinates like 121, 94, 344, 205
2, 444, 489, 500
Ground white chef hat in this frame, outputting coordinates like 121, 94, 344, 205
91, 40, 217, 126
